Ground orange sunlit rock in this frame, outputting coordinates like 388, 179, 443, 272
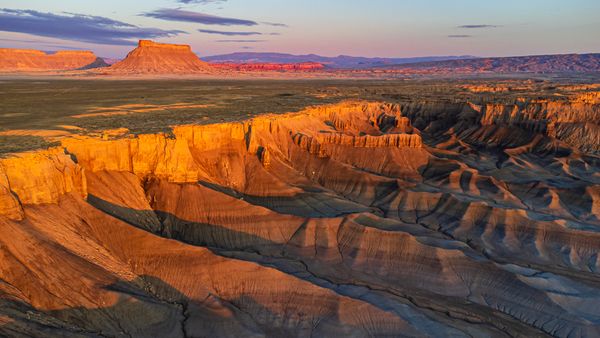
0, 48, 103, 71
107, 40, 214, 74
1, 97, 599, 336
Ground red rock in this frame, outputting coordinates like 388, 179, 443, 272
108, 40, 214, 74
2, 95, 600, 336
0, 48, 100, 71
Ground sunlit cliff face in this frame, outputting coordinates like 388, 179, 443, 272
0, 48, 100, 71
1, 98, 600, 337
107, 40, 214, 74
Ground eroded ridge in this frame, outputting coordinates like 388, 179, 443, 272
107, 40, 214, 74
1, 99, 600, 337
0, 48, 102, 71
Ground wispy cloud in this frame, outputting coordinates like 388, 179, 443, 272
142, 8, 257, 26
43, 44, 86, 50
0, 8, 184, 45
216, 39, 265, 43
457, 24, 500, 29
0, 37, 85, 50
448, 34, 472, 38
262, 21, 288, 28
198, 28, 261, 36
177, 0, 227, 4
0, 37, 48, 43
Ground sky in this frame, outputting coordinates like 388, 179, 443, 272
0, 0, 599, 58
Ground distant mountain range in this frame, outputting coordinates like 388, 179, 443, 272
2, 42, 599, 75
202, 52, 476, 69
380, 53, 600, 73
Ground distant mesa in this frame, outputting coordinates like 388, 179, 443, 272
0, 48, 105, 72
106, 40, 214, 74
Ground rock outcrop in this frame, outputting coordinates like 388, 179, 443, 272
0, 148, 87, 220
1, 96, 600, 337
0, 48, 102, 71
108, 40, 214, 74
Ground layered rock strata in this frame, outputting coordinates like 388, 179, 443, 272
0, 48, 101, 71
1, 99, 599, 337
108, 40, 213, 74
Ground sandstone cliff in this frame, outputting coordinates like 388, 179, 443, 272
1, 98, 600, 337
108, 40, 214, 74
0, 148, 86, 220
0, 48, 103, 71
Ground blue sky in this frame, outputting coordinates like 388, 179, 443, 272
0, 0, 599, 58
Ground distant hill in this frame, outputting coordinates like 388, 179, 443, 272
0, 48, 103, 72
211, 62, 325, 71
381, 53, 600, 73
99, 57, 121, 65
107, 40, 214, 74
202, 52, 476, 69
